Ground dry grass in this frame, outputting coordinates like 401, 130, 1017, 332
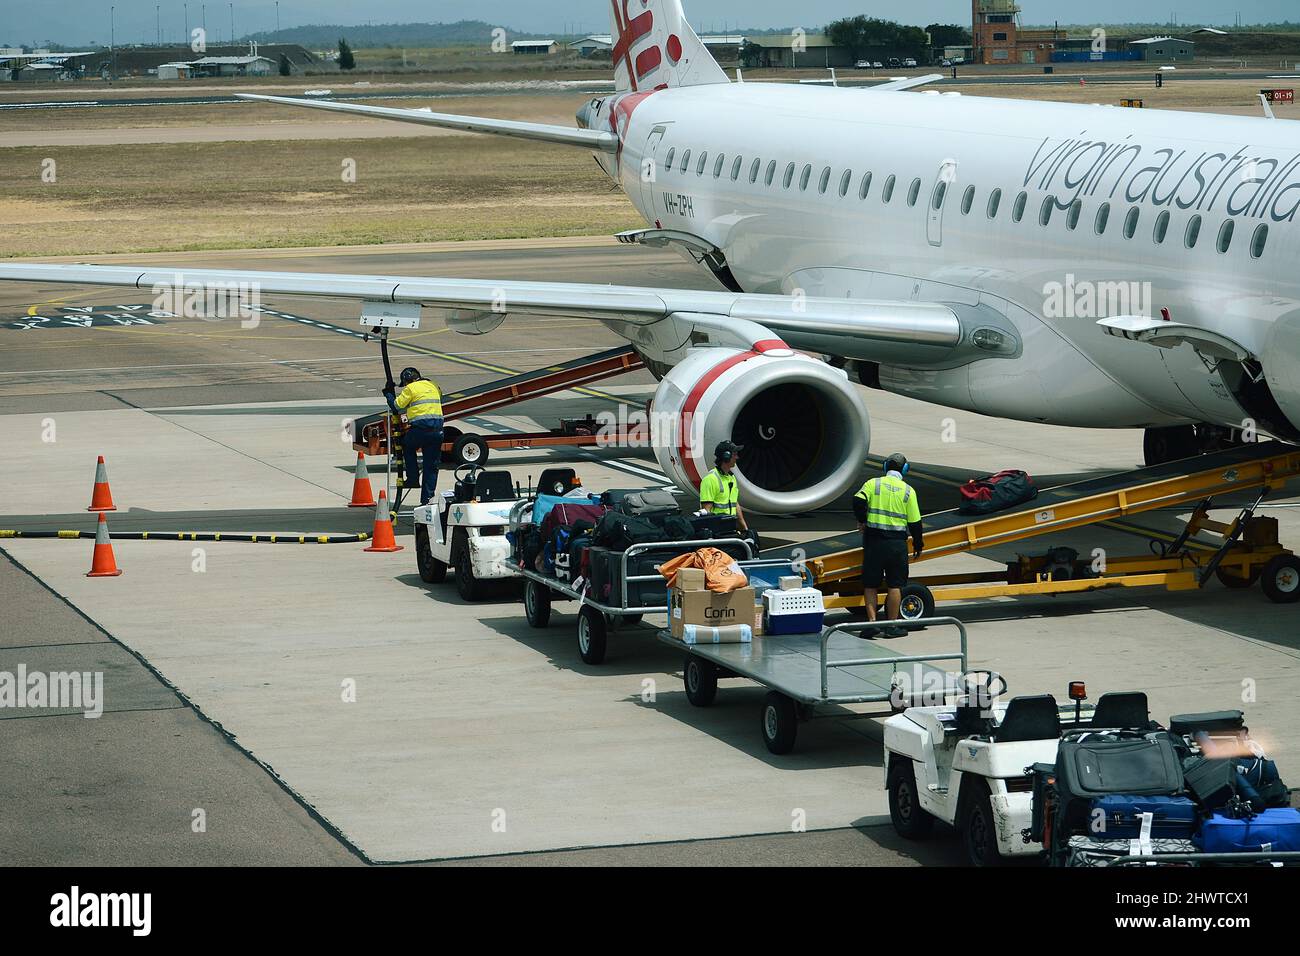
0, 134, 639, 257
949, 77, 1300, 116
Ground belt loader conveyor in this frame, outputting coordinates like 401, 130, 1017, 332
767, 441, 1300, 612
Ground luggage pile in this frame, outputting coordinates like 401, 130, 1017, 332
511, 482, 750, 610
1033, 709, 1299, 866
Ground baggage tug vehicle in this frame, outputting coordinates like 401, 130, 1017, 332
883, 678, 1300, 866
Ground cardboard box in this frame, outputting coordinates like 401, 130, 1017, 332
675, 567, 707, 591
671, 585, 756, 638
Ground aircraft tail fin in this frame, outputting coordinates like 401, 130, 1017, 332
610, 0, 729, 92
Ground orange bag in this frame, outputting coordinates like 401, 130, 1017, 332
660, 547, 749, 593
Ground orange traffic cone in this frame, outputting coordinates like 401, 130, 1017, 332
363, 489, 403, 553
347, 453, 377, 508
86, 513, 123, 577
87, 455, 117, 512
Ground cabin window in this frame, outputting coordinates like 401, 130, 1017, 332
1184, 214, 1202, 249
987, 188, 1002, 218
883, 175, 896, 203
1039, 196, 1055, 226
1012, 190, 1027, 222
859, 171, 873, 200
664, 148, 675, 171
907, 177, 922, 207
765, 160, 777, 186
713, 153, 726, 178
731, 156, 743, 181
1066, 198, 1083, 230
1217, 219, 1234, 253
932, 180, 948, 211
800, 164, 813, 191
818, 166, 832, 194
1123, 206, 1140, 239
839, 169, 853, 197
783, 162, 796, 189
1094, 202, 1110, 235
1251, 223, 1269, 258
1153, 210, 1170, 244
750, 158, 762, 183
961, 185, 975, 215
697, 151, 708, 176
680, 149, 691, 172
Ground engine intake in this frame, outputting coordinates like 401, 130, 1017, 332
651, 349, 870, 514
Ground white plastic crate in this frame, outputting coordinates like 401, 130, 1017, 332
763, 587, 825, 615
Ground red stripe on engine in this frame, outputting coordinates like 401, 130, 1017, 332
752, 339, 790, 353
677, 351, 761, 487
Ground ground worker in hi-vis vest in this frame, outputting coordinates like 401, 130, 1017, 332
852, 453, 924, 638
384, 367, 444, 506
699, 440, 748, 533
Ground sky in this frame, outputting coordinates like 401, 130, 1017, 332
4, 1, 1296, 48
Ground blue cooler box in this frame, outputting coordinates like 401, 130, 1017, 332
763, 587, 825, 635
1196, 808, 1300, 853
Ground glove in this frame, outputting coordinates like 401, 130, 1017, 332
382, 386, 395, 397
913, 542, 923, 559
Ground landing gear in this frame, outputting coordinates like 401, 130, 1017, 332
1144, 424, 1246, 467
1143, 425, 1200, 466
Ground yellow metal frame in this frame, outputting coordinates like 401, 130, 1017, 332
811, 447, 1300, 608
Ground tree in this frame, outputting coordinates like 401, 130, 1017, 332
926, 24, 972, 50
337, 38, 355, 70
278, 53, 292, 76
825, 16, 929, 62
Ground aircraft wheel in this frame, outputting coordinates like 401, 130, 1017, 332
1143, 425, 1198, 466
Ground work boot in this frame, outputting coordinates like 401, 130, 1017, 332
883, 623, 909, 638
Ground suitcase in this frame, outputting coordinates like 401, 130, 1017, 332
617, 489, 679, 516
1196, 807, 1300, 853
1056, 735, 1184, 799
587, 546, 670, 608
1183, 757, 1238, 811
690, 514, 737, 539
1169, 710, 1245, 737
1090, 794, 1198, 839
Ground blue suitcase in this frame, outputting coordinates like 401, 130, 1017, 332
1090, 794, 1199, 839
1196, 808, 1300, 853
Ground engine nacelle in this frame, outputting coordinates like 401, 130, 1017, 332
651, 348, 871, 514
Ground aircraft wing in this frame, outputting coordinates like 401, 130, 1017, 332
235, 94, 617, 152
0, 263, 966, 360
867, 74, 944, 92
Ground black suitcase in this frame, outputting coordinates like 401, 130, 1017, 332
1057, 735, 1184, 798
586, 545, 669, 608
690, 514, 738, 539
1183, 756, 1238, 811
1170, 710, 1245, 737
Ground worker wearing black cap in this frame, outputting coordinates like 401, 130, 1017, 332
852, 453, 924, 637
699, 440, 748, 534
384, 367, 444, 506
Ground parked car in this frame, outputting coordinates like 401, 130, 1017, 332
854, 59, 872, 69
887, 57, 901, 68
872, 61, 884, 69
903, 57, 918, 68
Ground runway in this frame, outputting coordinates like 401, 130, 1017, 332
3, 237, 1299, 865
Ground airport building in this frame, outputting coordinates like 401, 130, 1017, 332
971, 0, 1064, 65
511, 39, 559, 55
741, 34, 854, 69
1127, 36, 1196, 62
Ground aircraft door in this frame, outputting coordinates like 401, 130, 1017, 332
928, 160, 957, 247
639, 126, 667, 220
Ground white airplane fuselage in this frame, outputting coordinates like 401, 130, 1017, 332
594, 82, 1300, 438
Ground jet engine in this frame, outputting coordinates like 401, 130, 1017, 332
650, 348, 871, 514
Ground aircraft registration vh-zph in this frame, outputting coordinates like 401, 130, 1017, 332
6, 0, 1300, 513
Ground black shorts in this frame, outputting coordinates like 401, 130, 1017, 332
862, 537, 910, 590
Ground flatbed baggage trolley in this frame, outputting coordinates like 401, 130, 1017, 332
509, 498, 776, 665
659, 617, 969, 754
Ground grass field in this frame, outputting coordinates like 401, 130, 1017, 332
0, 134, 638, 257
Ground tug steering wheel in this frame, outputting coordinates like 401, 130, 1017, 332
958, 670, 1008, 704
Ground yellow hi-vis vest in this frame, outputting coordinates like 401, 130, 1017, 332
395, 379, 443, 423
699, 468, 739, 516
855, 474, 920, 534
